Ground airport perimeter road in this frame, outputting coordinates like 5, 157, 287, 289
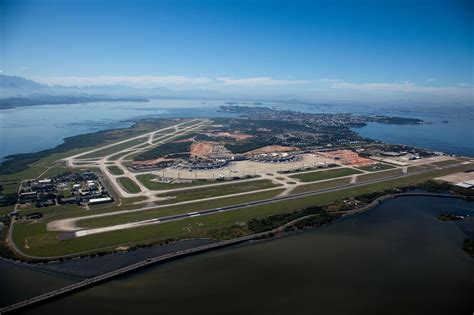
64, 119, 202, 163
65, 162, 468, 237
63, 119, 209, 199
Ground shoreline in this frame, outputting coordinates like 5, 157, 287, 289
1, 192, 472, 306
4, 191, 472, 265
1, 192, 472, 313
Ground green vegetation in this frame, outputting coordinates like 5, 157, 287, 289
419, 179, 474, 197
137, 174, 216, 190
79, 189, 285, 229
0, 119, 176, 175
0, 183, 18, 208
225, 138, 275, 154
205, 206, 342, 240
0, 217, 15, 259
155, 180, 281, 204
8, 163, 472, 258
0, 164, 85, 208
407, 165, 429, 172
356, 169, 403, 182
81, 163, 473, 231
106, 166, 124, 175
78, 138, 146, 159
133, 141, 191, 161
290, 168, 362, 182
280, 165, 339, 174
247, 205, 322, 232
429, 159, 460, 167
0, 95, 148, 109
17, 204, 81, 217
290, 177, 352, 194
355, 163, 395, 172
117, 177, 141, 194
107, 151, 135, 161
417, 180, 452, 193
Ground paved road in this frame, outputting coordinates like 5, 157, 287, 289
67, 119, 209, 199
69, 163, 464, 237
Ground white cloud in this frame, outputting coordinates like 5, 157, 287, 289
323, 79, 473, 97
217, 76, 310, 87
34, 75, 312, 89
32, 75, 473, 104
36, 75, 214, 88
330, 80, 417, 92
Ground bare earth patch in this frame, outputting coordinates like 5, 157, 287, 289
191, 142, 215, 157
216, 132, 255, 141
321, 149, 375, 166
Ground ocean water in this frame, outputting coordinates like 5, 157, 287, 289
0, 99, 473, 160
0, 99, 228, 159
276, 102, 474, 157
3, 195, 472, 314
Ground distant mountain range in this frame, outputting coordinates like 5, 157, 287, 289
0, 74, 221, 99
0, 74, 48, 92
0, 74, 227, 109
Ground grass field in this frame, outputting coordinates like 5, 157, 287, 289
79, 188, 285, 229
117, 177, 141, 194
290, 168, 362, 182
0, 206, 15, 216
407, 165, 431, 172
429, 159, 460, 167
290, 177, 352, 194
155, 179, 281, 204
279, 165, 341, 174
136, 174, 256, 190
356, 169, 404, 182
17, 204, 81, 217
77, 138, 147, 159
11, 163, 472, 258
355, 163, 395, 172
107, 151, 135, 161
106, 166, 124, 175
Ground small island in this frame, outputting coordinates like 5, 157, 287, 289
438, 213, 465, 221
0, 95, 149, 110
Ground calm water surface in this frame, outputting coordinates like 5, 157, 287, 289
1, 99, 473, 159
3, 196, 471, 315
0, 99, 227, 158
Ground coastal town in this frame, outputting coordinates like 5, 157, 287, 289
2, 108, 471, 244
1, 1, 472, 313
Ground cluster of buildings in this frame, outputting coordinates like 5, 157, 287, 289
250, 152, 299, 163
177, 158, 228, 170
454, 180, 474, 189
130, 159, 175, 172
365, 144, 442, 160
18, 170, 113, 208
279, 161, 338, 174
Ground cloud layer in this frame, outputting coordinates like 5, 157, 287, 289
33, 75, 473, 105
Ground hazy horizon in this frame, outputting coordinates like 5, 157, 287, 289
1, 0, 473, 106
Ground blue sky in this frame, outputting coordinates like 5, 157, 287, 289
1, 0, 473, 104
